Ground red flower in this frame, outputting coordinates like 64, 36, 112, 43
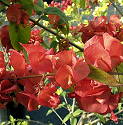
6, 4, 29, 24
84, 33, 123, 71
70, 78, 121, 115
16, 92, 38, 111
0, 80, 18, 106
9, 50, 27, 76
55, 50, 90, 89
79, 15, 121, 43
22, 44, 53, 74
37, 83, 60, 108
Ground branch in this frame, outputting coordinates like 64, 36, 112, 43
30, 18, 84, 51
0, 0, 84, 51
0, 73, 54, 81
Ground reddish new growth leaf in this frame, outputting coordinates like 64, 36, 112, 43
37, 83, 60, 108
69, 78, 121, 116
6, 4, 29, 24
84, 33, 123, 71
0, 25, 13, 50
48, 14, 61, 28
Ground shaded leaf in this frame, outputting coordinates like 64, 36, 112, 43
37, 0, 44, 8
44, 7, 68, 25
19, 0, 34, 15
116, 63, 123, 92
34, 4, 43, 15
50, 40, 58, 49
18, 24, 31, 43
9, 23, 22, 51
80, 0, 85, 9
88, 65, 119, 87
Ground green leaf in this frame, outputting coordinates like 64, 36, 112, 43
40, 15, 49, 21
88, 65, 119, 87
58, 24, 69, 35
9, 23, 30, 51
37, 0, 44, 8
9, 115, 15, 123
116, 63, 123, 92
19, 0, 34, 15
34, 4, 43, 15
0, 0, 10, 5
9, 23, 22, 51
70, 118, 77, 125
21, 121, 29, 125
117, 63, 123, 83
73, 109, 82, 117
46, 109, 53, 116
44, 7, 69, 34
18, 24, 31, 43
80, 0, 85, 9
62, 113, 72, 124
44, 7, 68, 25
50, 40, 58, 49
25, 115, 30, 120
96, 114, 106, 123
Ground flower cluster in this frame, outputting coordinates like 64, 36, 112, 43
78, 15, 122, 43
0, 33, 123, 122
1, 0, 123, 123
0, 43, 90, 110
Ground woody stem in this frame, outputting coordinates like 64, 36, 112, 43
0, 73, 55, 81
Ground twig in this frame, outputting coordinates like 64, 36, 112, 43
71, 98, 75, 113
52, 108, 67, 125
30, 18, 84, 51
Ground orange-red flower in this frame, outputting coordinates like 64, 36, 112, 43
37, 83, 60, 108
55, 50, 90, 89
70, 78, 121, 115
84, 33, 123, 71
